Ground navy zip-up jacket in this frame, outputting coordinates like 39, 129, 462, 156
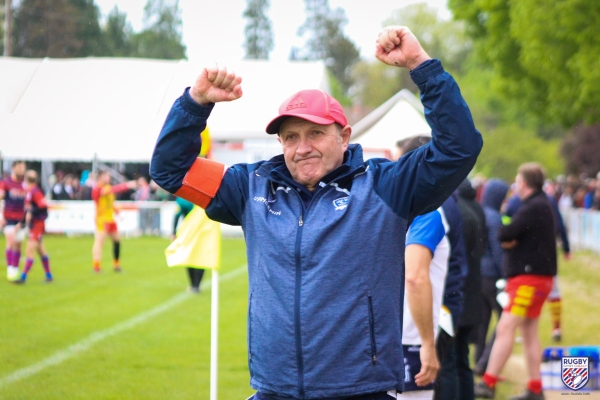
151, 59, 482, 399
440, 194, 467, 328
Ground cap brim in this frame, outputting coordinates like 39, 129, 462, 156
265, 113, 336, 134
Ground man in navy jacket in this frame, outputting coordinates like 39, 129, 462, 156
151, 26, 482, 400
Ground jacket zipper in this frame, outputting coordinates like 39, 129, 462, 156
294, 202, 306, 398
248, 292, 253, 366
290, 186, 334, 397
368, 294, 378, 364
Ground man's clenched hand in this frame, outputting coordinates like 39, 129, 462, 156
375, 26, 431, 70
190, 66, 243, 106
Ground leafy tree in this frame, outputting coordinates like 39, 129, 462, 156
294, 0, 360, 95
70, 0, 105, 55
11, 0, 104, 57
476, 124, 563, 181
103, 6, 133, 57
131, 0, 186, 59
243, 0, 273, 60
449, 0, 600, 127
561, 124, 600, 176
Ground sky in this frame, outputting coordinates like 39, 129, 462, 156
94, 0, 451, 63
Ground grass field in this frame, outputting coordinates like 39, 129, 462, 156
1, 235, 600, 399
1, 235, 251, 399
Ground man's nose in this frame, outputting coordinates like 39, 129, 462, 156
296, 135, 312, 155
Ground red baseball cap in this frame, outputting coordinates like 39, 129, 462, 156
265, 89, 348, 134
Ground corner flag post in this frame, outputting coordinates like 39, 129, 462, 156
210, 269, 219, 400
165, 205, 222, 399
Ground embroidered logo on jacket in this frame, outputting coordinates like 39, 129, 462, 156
333, 197, 349, 211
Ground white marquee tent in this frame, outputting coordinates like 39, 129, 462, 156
0, 57, 329, 162
351, 89, 431, 159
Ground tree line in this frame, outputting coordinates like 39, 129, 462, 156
1, 0, 599, 178
244, 0, 600, 180
0, 0, 186, 59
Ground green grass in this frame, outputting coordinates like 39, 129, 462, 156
2, 236, 600, 399
0, 235, 251, 399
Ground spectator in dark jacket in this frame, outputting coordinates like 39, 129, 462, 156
505, 182, 570, 342
475, 163, 556, 400
475, 179, 509, 374
435, 179, 486, 400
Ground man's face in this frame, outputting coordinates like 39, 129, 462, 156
278, 117, 351, 191
99, 173, 110, 185
515, 173, 527, 199
12, 163, 25, 180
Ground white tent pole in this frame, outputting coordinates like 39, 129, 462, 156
210, 269, 219, 400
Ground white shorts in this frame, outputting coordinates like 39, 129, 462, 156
3, 224, 27, 242
397, 390, 434, 399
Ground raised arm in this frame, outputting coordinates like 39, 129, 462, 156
150, 66, 242, 210
372, 26, 483, 220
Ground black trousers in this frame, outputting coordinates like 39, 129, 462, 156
434, 326, 476, 400
186, 267, 205, 289
433, 330, 453, 400
475, 277, 503, 372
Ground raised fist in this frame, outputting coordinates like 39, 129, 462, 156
190, 66, 243, 106
375, 26, 430, 70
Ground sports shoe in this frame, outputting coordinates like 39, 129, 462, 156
552, 328, 561, 342
93, 267, 101, 273
188, 286, 200, 294
474, 381, 495, 399
508, 389, 545, 400
45, 275, 53, 283
113, 266, 122, 273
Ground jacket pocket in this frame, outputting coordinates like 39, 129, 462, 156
248, 292, 253, 366
367, 293, 377, 364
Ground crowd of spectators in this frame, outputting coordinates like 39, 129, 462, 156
552, 172, 600, 210
470, 171, 600, 212
48, 171, 174, 202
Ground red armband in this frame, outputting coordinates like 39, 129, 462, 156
174, 158, 226, 208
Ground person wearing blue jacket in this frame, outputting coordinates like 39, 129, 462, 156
150, 26, 482, 400
474, 178, 509, 374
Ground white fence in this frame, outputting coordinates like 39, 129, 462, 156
37, 201, 600, 251
45, 201, 243, 237
562, 208, 600, 254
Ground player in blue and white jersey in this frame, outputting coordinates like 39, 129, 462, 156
400, 208, 450, 399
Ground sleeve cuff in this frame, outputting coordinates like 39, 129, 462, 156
180, 87, 215, 117
410, 59, 444, 86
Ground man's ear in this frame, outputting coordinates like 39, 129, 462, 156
340, 125, 352, 147
277, 134, 282, 145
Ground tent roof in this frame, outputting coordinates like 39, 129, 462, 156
350, 89, 430, 155
0, 57, 328, 162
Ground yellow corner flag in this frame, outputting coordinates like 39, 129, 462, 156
165, 206, 221, 269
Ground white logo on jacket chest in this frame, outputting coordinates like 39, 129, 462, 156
253, 196, 281, 216
333, 197, 349, 210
